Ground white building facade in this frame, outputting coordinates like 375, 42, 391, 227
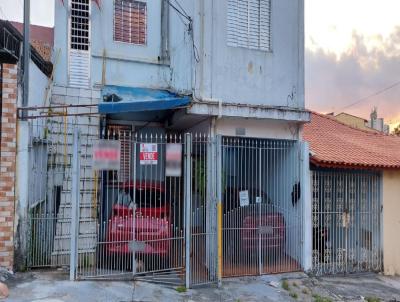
24, 0, 312, 286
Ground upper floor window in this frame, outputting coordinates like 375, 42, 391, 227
70, 0, 90, 51
227, 0, 272, 51
114, 0, 147, 45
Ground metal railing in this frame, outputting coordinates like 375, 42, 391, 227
311, 170, 382, 275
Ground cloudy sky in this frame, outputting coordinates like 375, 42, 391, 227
0, 0, 399, 129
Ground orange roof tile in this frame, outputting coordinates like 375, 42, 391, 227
303, 112, 400, 169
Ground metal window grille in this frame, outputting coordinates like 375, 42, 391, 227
107, 124, 132, 182
70, 0, 90, 51
227, 0, 272, 51
114, 0, 147, 45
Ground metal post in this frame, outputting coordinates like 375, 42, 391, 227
216, 135, 222, 287
184, 133, 192, 288
301, 142, 312, 272
70, 127, 81, 281
22, 0, 30, 118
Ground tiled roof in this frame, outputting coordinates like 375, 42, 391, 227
10, 22, 53, 62
303, 112, 400, 169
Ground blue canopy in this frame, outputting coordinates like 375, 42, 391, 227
98, 85, 191, 115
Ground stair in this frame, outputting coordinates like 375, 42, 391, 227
43, 103, 101, 266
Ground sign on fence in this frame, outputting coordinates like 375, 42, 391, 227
166, 143, 182, 177
93, 140, 121, 171
140, 143, 158, 165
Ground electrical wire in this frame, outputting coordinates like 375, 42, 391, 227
339, 79, 400, 111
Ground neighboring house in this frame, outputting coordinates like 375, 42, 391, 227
18, 0, 311, 287
334, 112, 374, 132
334, 108, 390, 134
304, 112, 400, 276
9, 22, 54, 62
0, 20, 52, 270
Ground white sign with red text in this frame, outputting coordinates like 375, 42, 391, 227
93, 140, 121, 171
140, 143, 158, 165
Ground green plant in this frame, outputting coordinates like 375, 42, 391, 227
290, 292, 298, 299
312, 294, 332, 302
302, 288, 309, 295
365, 297, 381, 302
282, 280, 290, 291
175, 286, 187, 293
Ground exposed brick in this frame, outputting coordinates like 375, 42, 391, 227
0, 64, 17, 270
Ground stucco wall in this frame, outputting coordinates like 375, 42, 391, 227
53, 0, 305, 110
383, 170, 400, 275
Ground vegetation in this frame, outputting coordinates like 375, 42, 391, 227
312, 294, 333, 302
365, 297, 381, 302
282, 280, 290, 291
302, 288, 309, 295
175, 286, 187, 293
290, 292, 298, 299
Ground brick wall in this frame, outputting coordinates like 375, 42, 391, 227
0, 64, 18, 269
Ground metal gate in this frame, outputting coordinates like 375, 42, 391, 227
220, 137, 304, 277
76, 129, 186, 284
311, 170, 382, 275
26, 111, 305, 286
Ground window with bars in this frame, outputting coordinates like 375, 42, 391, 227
108, 124, 132, 183
227, 0, 272, 51
70, 0, 90, 51
114, 0, 147, 45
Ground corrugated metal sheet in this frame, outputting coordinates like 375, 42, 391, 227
227, 0, 271, 51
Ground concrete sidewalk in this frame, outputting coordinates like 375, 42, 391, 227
4, 270, 400, 302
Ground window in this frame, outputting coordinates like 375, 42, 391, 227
107, 124, 132, 183
114, 0, 147, 45
227, 0, 272, 51
70, 0, 90, 51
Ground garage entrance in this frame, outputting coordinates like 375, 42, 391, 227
311, 169, 382, 275
220, 137, 304, 277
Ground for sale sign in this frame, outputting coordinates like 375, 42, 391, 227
93, 140, 121, 171
140, 143, 158, 165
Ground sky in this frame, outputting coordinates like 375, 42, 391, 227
0, 0, 399, 130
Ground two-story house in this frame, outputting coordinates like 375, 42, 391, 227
24, 0, 311, 287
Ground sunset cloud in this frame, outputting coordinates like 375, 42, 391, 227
306, 27, 400, 130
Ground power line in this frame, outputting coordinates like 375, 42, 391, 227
340, 79, 400, 111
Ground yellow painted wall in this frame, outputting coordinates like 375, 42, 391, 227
383, 170, 400, 275
335, 113, 373, 131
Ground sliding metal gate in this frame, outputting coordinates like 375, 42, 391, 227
311, 170, 382, 275
221, 137, 304, 277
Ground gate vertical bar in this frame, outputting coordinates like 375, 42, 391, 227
70, 127, 81, 281
184, 133, 192, 288
216, 135, 222, 287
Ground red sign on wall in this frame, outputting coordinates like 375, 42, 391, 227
140, 143, 158, 165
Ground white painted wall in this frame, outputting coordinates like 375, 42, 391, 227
215, 118, 300, 140
195, 0, 305, 108
53, 0, 305, 110
29, 61, 49, 107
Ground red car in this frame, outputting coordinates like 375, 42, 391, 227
106, 181, 171, 263
224, 188, 286, 258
